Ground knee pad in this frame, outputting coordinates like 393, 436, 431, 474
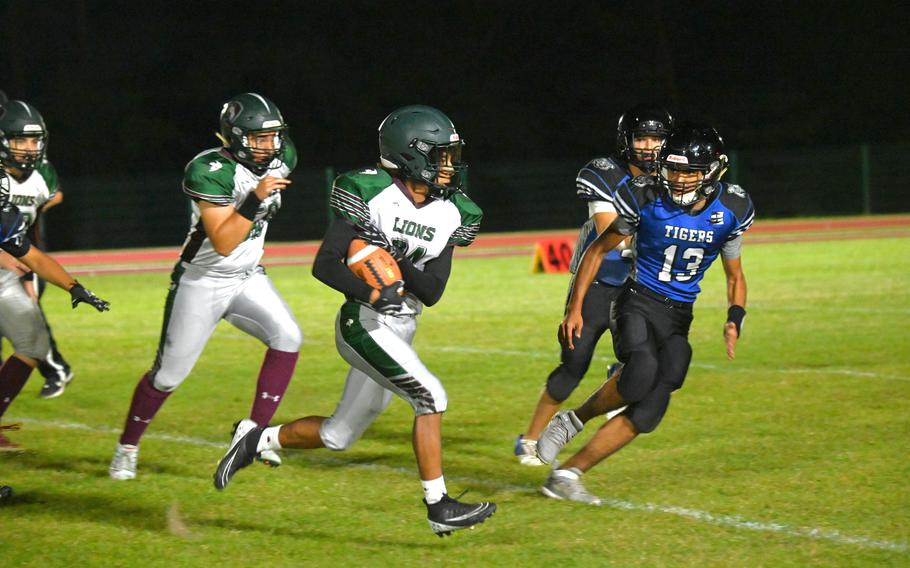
319, 418, 358, 451
616, 349, 659, 403
545, 366, 584, 402
625, 384, 672, 434
658, 336, 692, 391
270, 322, 303, 353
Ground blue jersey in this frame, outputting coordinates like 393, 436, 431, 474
569, 156, 634, 286
614, 177, 755, 303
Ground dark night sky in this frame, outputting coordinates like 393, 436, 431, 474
2, 1, 908, 177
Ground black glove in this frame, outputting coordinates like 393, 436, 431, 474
70, 283, 110, 312
372, 280, 405, 314
356, 223, 406, 261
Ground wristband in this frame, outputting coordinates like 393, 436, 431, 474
727, 305, 746, 337
237, 192, 263, 221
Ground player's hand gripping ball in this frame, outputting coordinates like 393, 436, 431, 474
346, 238, 403, 290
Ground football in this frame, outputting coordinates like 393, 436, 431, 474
346, 239, 402, 289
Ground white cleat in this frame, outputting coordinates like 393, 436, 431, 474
513, 435, 544, 466
541, 468, 602, 506
109, 443, 139, 480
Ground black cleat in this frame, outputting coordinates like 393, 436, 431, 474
213, 421, 263, 491
425, 493, 496, 537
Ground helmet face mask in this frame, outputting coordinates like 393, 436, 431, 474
219, 94, 287, 174
379, 105, 467, 200
617, 104, 674, 173
0, 101, 48, 174
657, 124, 728, 207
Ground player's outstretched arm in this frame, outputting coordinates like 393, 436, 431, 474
561, 225, 626, 350
722, 255, 747, 360
17, 247, 110, 311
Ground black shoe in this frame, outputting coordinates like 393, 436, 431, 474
425, 493, 496, 537
39, 370, 74, 399
213, 421, 263, 491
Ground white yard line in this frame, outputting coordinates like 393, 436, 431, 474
9, 417, 907, 554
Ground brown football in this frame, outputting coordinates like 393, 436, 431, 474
346, 239, 403, 290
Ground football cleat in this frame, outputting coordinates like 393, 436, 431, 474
425, 493, 496, 537
541, 468, 602, 506
231, 419, 281, 467
513, 434, 544, 466
536, 410, 584, 465
39, 370, 75, 399
109, 443, 139, 480
0, 423, 23, 453
214, 420, 263, 490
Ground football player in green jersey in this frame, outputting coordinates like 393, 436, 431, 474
0, 167, 110, 451
214, 105, 496, 536
0, 99, 74, 399
109, 93, 302, 480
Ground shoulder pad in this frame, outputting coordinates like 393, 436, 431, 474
183, 150, 235, 205
575, 156, 633, 202
448, 191, 483, 247
35, 160, 59, 193
718, 183, 754, 220
612, 175, 658, 229
718, 183, 756, 239
329, 168, 394, 226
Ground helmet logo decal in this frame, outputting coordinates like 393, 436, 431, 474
666, 154, 689, 164
261, 119, 282, 129
22, 124, 43, 133
449, 133, 460, 142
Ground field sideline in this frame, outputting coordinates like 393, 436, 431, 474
3, 214, 909, 567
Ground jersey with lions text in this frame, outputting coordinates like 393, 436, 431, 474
569, 156, 634, 286
330, 167, 482, 314
178, 138, 297, 276
614, 178, 755, 303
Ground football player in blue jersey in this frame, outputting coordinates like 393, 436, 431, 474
535, 124, 755, 504
514, 105, 673, 466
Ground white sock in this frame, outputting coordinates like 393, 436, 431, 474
553, 467, 581, 481
257, 425, 283, 453
422, 476, 447, 504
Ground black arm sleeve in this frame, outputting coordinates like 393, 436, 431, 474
398, 245, 454, 307
312, 218, 376, 303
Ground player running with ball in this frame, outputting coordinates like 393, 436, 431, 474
214, 105, 496, 536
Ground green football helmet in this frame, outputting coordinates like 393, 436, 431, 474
0, 100, 48, 174
378, 105, 466, 200
219, 93, 287, 174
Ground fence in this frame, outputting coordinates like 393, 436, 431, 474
41, 143, 909, 251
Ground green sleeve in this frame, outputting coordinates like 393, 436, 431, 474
281, 136, 298, 172
328, 169, 392, 227
36, 160, 59, 195
182, 153, 235, 205
449, 191, 483, 246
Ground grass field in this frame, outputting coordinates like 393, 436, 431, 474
2, 227, 909, 567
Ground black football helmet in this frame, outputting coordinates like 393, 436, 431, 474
0, 100, 48, 174
616, 104, 674, 172
378, 105, 466, 200
657, 123, 728, 207
218, 93, 287, 175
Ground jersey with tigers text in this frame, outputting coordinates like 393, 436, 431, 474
614, 178, 755, 303
330, 168, 482, 314
569, 156, 633, 286
179, 138, 297, 276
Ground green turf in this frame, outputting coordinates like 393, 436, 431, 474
2, 234, 908, 567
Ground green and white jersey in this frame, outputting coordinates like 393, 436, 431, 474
330, 167, 482, 314
6, 159, 58, 229
179, 138, 297, 275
